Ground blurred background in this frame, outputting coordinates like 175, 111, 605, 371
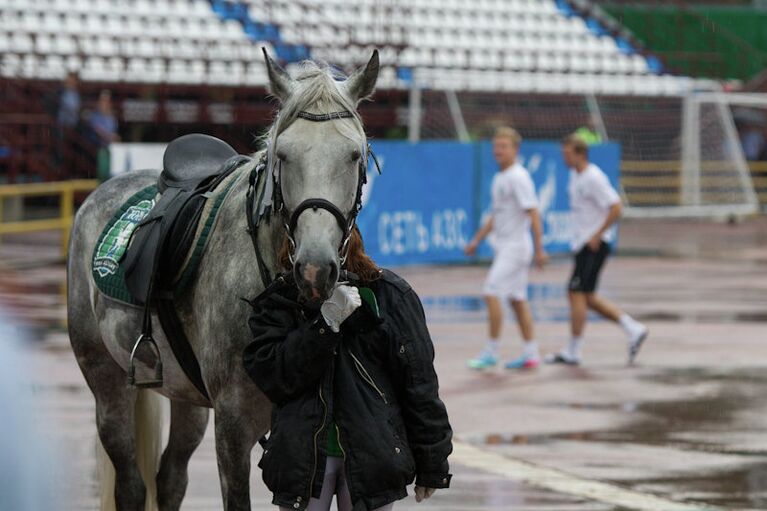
2, 0, 767, 510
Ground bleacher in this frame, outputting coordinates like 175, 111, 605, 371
0, 0, 718, 95
0, 0, 271, 85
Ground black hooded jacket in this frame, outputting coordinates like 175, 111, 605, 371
242, 269, 453, 511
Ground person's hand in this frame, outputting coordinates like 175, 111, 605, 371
464, 239, 478, 256
587, 234, 601, 252
535, 249, 549, 270
320, 284, 361, 333
415, 486, 436, 502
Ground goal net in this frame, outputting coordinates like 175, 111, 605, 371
409, 88, 764, 218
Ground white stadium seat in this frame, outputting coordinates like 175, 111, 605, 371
1, 0, 696, 94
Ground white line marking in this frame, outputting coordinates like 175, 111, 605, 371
452, 441, 757, 511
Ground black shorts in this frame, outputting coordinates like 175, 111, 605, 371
568, 241, 610, 293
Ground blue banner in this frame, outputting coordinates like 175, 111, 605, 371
357, 140, 621, 266
356, 141, 477, 267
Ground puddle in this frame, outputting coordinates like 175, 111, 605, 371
636, 464, 767, 509
421, 286, 767, 324
476, 368, 767, 509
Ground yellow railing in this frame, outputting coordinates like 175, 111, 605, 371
0, 180, 99, 257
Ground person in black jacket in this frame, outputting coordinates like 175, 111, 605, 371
243, 226, 453, 511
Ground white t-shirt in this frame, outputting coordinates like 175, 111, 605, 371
568, 163, 621, 252
489, 162, 538, 251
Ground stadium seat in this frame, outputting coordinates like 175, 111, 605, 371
0, 0, 699, 94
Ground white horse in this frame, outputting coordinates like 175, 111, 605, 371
66, 50, 380, 510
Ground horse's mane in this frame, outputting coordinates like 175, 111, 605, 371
264, 61, 366, 154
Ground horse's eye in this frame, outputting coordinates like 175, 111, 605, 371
350, 149, 361, 161
276, 151, 287, 163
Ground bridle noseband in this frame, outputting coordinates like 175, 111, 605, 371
246, 109, 381, 287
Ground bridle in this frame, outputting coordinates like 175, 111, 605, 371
246, 109, 380, 289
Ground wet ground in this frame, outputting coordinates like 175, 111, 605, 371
1, 216, 767, 510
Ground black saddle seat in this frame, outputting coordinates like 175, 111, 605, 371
159, 134, 238, 192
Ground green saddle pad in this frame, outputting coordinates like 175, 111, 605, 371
91, 174, 239, 305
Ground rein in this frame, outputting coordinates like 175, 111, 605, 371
245, 109, 381, 291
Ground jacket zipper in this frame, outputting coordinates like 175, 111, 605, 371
348, 349, 388, 404
336, 423, 346, 459
308, 382, 328, 503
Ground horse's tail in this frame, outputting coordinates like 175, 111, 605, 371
98, 389, 165, 511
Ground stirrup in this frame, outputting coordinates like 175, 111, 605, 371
127, 333, 164, 388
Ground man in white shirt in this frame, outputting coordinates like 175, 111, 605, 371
546, 135, 648, 366
465, 127, 548, 370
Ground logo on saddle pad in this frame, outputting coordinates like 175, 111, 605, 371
94, 199, 155, 278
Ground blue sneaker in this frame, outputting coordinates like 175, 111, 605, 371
467, 351, 498, 370
504, 355, 540, 370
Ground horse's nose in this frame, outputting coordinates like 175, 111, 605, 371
294, 257, 339, 301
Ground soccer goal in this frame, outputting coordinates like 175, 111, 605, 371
622, 92, 764, 219
408, 87, 764, 219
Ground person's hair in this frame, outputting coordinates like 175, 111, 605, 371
493, 126, 522, 147
562, 134, 589, 156
277, 225, 382, 284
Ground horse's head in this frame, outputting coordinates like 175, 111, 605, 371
263, 49, 379, 303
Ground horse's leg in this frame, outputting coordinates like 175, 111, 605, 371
156, 401, 209, 510
92, 366, 147, 510
213, 391, 269, 511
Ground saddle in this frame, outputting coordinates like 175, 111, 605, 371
120, 133, 250, 400
123, 134, 244, 300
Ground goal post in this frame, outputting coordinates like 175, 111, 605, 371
408, 87, 764, 219
624, 92, 762, 219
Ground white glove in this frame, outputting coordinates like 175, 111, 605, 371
415, 486, 436, 502
320, 284, 361, 333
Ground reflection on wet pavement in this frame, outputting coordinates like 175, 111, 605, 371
422, 289, 767, 324
469, 368, 767, 510
2, 217, 767, 510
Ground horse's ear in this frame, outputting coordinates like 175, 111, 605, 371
262, 47, 293, 102
345, 50, 379, 104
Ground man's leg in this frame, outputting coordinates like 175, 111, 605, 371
569, 290, 588, 338
486, 294, 503, 340
545, 247, 588, 365
565, 290, 588, 360
585, 293, 621, 322
467, 295, 504, 369
510, 299, 534, 341
586, 293, 648, 363
505, 299, 540, 368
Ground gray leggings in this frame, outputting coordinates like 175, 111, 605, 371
279, 457, 394, 511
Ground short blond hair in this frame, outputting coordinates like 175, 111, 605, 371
493, 126, 522, 147
562, 134, 589, 156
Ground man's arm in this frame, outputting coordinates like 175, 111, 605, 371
464, 216, 493, 256
527, 208, 548, 268
587, 202, 622, 251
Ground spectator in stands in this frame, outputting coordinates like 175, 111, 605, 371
464, 127, 548, 371
545, 135, 648, 366
574, 115, 603, 145
57, 72, 81, 130
87, 89, 120, 148
738, 123, 766, 161
52, 72, 81, 172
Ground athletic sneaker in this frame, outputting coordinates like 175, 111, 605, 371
467, 351, 498, 370
504, 355, 540, 370
544, 351, 581, 366
627, 327, 649, 365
